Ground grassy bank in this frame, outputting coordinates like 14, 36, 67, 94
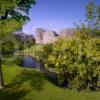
0, 64, 100, 100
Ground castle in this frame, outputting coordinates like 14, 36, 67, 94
34, 28, 76, 44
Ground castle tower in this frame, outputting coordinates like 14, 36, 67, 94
34, 28, 45, 44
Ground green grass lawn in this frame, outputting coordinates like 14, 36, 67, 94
0, 64, 100, 100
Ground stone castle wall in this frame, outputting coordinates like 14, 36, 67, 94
34, 28, 76, 44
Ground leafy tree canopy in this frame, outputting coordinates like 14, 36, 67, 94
86, 0, 100, 29
0, 0, 36, 36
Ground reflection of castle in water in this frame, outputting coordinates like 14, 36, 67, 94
34, 28, 76, 44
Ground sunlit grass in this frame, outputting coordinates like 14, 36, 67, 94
0, 64, 100, 100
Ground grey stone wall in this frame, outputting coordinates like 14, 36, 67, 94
34, 28, 76, 44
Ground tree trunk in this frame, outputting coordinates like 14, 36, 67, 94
0, 57, 4, 87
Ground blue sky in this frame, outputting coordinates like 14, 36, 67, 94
22, 0, 100, 34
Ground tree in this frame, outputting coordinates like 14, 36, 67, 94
74, 1, 100, 37
26, 35, 35, 48
0, 0, 36, 87
86, 1, 100, 30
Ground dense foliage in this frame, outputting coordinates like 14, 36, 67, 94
1, 39, 15, 57
0, 0, 36, 37
40, 33, 100, 91
13, 33, 35, 50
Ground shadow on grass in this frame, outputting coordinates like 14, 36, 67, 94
12, 69, 45, 91
13, 67, 59, 90
0, 69, 46, 100
0, 67, 61, 100
0, 84, 30, 100
44, 74, 58, 86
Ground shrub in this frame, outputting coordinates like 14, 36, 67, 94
40, 36, 100, 91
